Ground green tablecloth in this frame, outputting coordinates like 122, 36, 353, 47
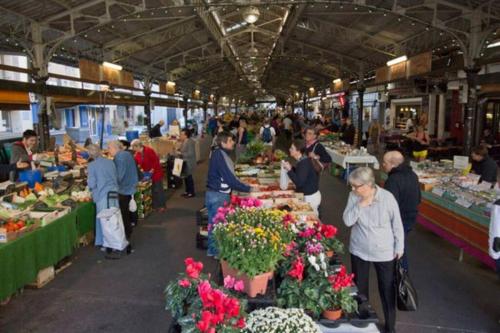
75, 202, 96, 236
0, 203, 96, 301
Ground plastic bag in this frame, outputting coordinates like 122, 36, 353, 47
395, 260, 418, 311
280, 160, 290, 190
97, 207, 129, 251
173, 158, 184, 177
129, 197, 137, 212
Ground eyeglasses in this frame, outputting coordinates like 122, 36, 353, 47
350, 183, 365, 190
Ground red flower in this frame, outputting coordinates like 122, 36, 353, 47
184, 257, 203, 279
328, 265, 355, 291
196, 311, 213, 332
287, 257, 305, 281
235, 317, 246, 329
321, 224, 338, 238
298, 227, 316, 238
178, 279, 191, 288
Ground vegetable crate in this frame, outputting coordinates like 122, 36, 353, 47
135, 181, 152, 219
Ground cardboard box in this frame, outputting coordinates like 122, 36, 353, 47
0, 228, 17, 243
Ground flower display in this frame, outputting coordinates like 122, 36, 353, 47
287, 257, 305, 282
185, 257, 204, 279
328, 265, 355, 291
213, 208, 293, 277
243, 307, 320, 333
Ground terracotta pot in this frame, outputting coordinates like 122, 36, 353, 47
326, 250, 334, 258
322, 309, 342, 321
221, 260, 273, 298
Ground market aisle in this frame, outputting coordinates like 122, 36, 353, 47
1, 143, 499, 333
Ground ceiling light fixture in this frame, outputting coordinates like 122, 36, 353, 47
487, 40, 500, 48
333, 78, 341, 83
386, 55, 407, 66
103, 61, 122, 70
242, 6, 260, 24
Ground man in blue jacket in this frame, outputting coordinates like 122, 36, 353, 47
109, 140, 139, 254
206, 131, 253, 257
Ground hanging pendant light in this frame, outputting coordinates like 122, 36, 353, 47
242, 6, 260, 24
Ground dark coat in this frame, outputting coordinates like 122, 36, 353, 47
150, 124, 163, 138
384, 164, 421, 225
305, 141, 332, 166
472, 155, 498, 184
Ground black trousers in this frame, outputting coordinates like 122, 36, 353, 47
184, 174, 195, 195
351, 254, 396, 333
118, 194, 133, 240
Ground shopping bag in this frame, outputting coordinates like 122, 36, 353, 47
97, 207, 129, 251
172, 158, 184, 177
129, 197, 137, 212
395, 259, 418, 311
280, 160, 290, 190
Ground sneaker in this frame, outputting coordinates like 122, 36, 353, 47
181, 192, 189, 197
105, 250, 122, 260
185, 193, 195, 198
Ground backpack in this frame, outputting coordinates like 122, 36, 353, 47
262, 126, 273, 143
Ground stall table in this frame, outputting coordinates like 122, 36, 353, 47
417, 191, 495, 269
0, 203, 96, 301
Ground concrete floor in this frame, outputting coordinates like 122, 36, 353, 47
0, 138, 499, 333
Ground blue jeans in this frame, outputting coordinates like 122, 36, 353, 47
205, 191, 230, 256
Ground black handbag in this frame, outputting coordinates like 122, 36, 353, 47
395, 260, 418, 311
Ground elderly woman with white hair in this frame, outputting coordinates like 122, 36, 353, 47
131, 139, 166, 212
343, 167, 404, 333
87, 144, 119, 249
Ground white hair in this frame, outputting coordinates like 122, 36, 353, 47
131, 139, 143, 149
348, 167, 375, 187
108, 140, 124, 151
87, 144, 102, 159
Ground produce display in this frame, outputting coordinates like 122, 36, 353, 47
135, 180, 153, 219
411, 160, 499, 216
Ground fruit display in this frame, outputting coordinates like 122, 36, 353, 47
135, 180, 152, 219
70, 188, 92, 202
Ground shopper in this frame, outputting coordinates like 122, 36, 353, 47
0, 161, 30, 181
87, 144, 119, 249
368, 120, 382, 154
304, 126, 332, 171
383, 150, 421, 271
471, 145, 498, 184
206, 131, 252, 257
208, 116, 218, 136
283, 114, 293, 141
108, 141, 138, 253
283, 140, 321, 215
150, 120, 165, 138
235, 118, 248, 161
490, 197, 500, 278
407, 125, 430, 161
10, 129, 38, 165
260, 118, 276, 147
131, 139, 166, 212
343, 167, 404, 333
179, 128, 196, 198
340, 117, 356, 145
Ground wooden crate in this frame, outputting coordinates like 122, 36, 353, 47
27, 266, 55, 289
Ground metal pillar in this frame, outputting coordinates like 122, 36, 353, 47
143, 77, 152, 134
303, 95, 307, 116
464, 67, 480, 155
203, 100, 208, 122
357, 86, 365, 148
183, 96, 189, 124
31, 23, 51, 151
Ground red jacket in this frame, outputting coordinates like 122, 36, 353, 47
134, 146, 164, 182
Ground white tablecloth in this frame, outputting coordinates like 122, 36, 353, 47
326, 147, 380, 170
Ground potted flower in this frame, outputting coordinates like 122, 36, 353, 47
165, 257, 247, 332
319, 224, 344, 258
322, 265, 358, 320
213, 208, 292, 297
244, 307, 320, 333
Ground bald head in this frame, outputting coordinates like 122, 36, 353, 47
382, 150, 405, 173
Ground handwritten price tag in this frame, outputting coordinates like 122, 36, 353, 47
455, 198, 472, 208
432, 187, 445, 197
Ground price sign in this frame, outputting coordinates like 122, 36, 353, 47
453, 155, 469, 170
455, 198, 472, 208
432, 187, 445, 197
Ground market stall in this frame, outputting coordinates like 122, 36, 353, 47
0, 202, 95, 301
175, 155, 381, 333
383, 160, 496, 269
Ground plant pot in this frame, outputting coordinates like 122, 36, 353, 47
221, 260, 273, 298
322, 309, 342, 321
326, 250, 334, 258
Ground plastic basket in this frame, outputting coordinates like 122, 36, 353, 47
18, 170, 43, 188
